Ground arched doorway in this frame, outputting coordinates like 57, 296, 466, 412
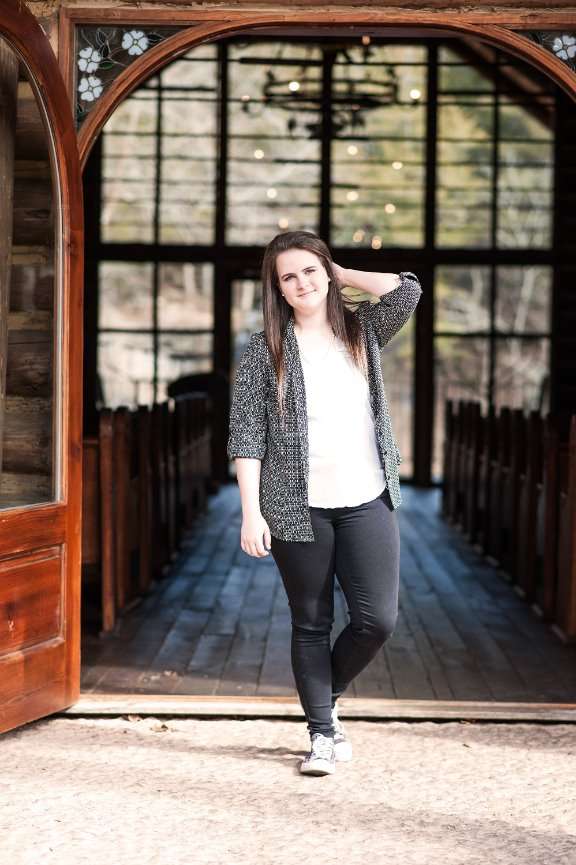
76, 23, 576, 704
1, 4, 575, 733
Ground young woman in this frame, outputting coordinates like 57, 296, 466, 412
227, 230, 422, 776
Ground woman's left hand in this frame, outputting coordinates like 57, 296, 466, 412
331, 262, 347, 285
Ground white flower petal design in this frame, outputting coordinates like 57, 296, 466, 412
552, 34, 576, 62
78, 75, 103, 102
77, 46, 102, 73
121, 30, 150, 57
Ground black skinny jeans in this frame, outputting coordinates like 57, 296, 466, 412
270, 488, 400, 738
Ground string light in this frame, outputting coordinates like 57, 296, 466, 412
254, 148, 264, 159
346, 190, 359, 202
409, 88, 421, 100
288, 80, 300, 92
266, 188, 277, 199
361, 35, 371, 46
371, 235, 382, 249
241, 94, 251, 103
347, 144, 359, 156
392, 161, 403, 170
353, 229, 365, 243
278, 217, 290, 229
384, 203, 396, 214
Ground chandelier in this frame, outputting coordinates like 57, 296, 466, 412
241, 45, 400, 138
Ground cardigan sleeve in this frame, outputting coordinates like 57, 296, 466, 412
227, 333, 268, 461
353, 271, 422, 350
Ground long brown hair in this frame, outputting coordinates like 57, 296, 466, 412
261, 230, 368, 417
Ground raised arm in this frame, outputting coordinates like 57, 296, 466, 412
336, 266, 422, 350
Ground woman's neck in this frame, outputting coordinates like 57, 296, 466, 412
293, 315, 333, 341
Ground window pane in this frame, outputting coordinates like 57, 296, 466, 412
160, 132, 215, 246
98, 332, 154, 408
436, 46, 555, 250
98, 262, 154, 329
433, 337, 490, 481
494, 337, 550, 412
101, 92, 157, 243
438, 57, 492, 93
436, 74, 495, 247
495, 266, 552, 333
231, 278, 263, 347
436, 136, 493, 247
159, 47, 217, 245
157, 332, 213, 402
435, 266, 491, 333
497, 133, 553, 249
331, 44, 427, 248
100, 46, 218, 246
157, 263, 214, 330
227, 41, 322, 243
496, 62, 555, 250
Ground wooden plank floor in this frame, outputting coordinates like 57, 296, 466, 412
81, 484, 576, 702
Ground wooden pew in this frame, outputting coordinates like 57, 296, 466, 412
555, 415, 576, 642
150, 401, 171, 576
515, 411, 543, 602
441, 399, 454, 520
534, 412, 561, 622
81, 410, 115, 635
442, 398, 576, 643
501, 408, 526, 580
443, 399, 465, 524
81, 397, 213, 635
137, 405, 152, 595
112, 406, 131, 612
193, 392, 211, 515
462, 402, 482, 543
173, 395, 195, 539
182, 392, 210, 523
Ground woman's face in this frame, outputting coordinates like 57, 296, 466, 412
275, 248, 331, 312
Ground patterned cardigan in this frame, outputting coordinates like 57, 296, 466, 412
227, 271, 423, 542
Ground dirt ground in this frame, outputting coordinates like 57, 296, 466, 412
2, 715, 576, 865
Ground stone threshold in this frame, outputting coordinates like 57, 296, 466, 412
59, 695, 576, 723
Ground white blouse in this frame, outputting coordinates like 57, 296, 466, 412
296, 331, 386, 508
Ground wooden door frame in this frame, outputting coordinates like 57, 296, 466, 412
0, 0, 83, 733
56, 6, 576, 717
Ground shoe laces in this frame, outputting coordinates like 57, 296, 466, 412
331, 706, 344, 735
310, 733, 335, 760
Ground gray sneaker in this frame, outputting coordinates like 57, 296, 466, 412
332, 705, 353, 762
300, 733, 336, 776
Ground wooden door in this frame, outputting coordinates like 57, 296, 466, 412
0, 0, 83, 733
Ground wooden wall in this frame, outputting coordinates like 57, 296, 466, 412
0, 39, 55, 507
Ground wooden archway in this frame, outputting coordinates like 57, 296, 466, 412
73, 13, 576, 167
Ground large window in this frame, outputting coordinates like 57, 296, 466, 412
93, 35, 556, 484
